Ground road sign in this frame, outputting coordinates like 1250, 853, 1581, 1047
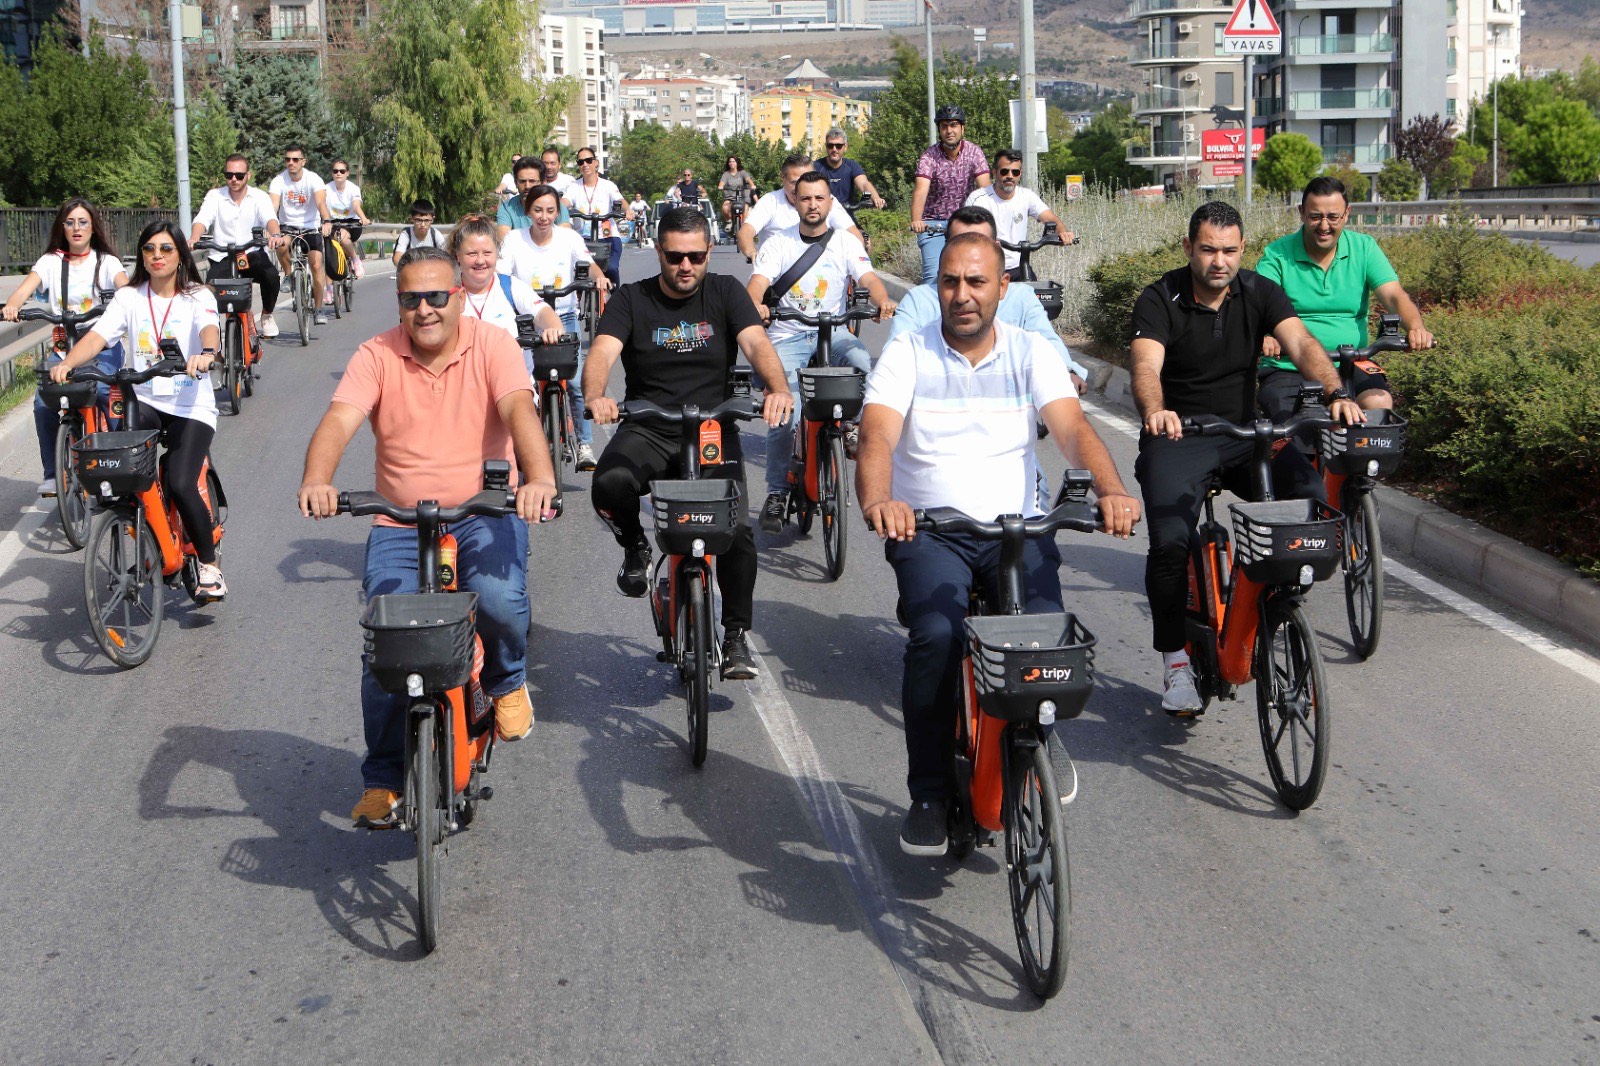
1066, 175, 1084, 201
1223, 0, 1282, 54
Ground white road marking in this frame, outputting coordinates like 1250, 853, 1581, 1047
0, 506, 49, 576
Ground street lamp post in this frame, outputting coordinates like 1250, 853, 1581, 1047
1491, 38, 1500, 187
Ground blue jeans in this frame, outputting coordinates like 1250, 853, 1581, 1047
34, 344, 122, 479
886, 531, 1063, 802
764, 329, 872, 495
559, 309, 593, 446
359, 514, 530, 791
917, 223, 949, 285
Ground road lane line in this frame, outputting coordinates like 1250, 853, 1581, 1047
0, 506, 48, 577
1079, 397, 1600, 689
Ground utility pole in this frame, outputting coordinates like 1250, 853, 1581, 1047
1019, 0, 1037, 189
925, 1, 937, 144
170, 0, 192, 231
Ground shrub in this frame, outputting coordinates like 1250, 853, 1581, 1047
1083, 240, 1186, 349
1376, 158, 1423, 202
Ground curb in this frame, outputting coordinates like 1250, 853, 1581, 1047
876, 269, 1600, 650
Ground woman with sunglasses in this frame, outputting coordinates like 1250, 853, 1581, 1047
717, 155, 755, 231
2, 197, 129, 498
563, 147, 629, 288
499, 185, 609, 471
324, 159, 369, 281
52, 221, 227, 602
448, 214, 563, 358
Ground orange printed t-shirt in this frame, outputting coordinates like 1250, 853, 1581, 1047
332, 315, 533, 524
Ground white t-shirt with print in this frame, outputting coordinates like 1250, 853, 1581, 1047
546, 172, 576, 196
194, 186, 277, 261
497, 227, 595, 315
393, 226, 445, 256
325, 180, 362, 217
565, 178, 624, 237
90, 284, 221, 428
29, 252, 125, 315
751, 228, 876, 344
269, 169, 327, 229
744, 189, 855, 245
965, 186, 1049, 271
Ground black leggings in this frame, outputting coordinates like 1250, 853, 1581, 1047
207, 249, 280, 314
134, 407, 218, 565
591, 423, 757, 632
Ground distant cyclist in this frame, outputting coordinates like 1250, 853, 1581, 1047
737, 152, 862, 261
815, 128, 885, 211
718, 155, 756, 230
391, 199, 445, 266
909, 105, 991, 284
268, 144, 334, 325
668, 168, 705, 207
323, 159, 369, 281
190, 155, 283, 337
964, 149, 1069, 281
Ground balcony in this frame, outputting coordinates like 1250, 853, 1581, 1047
236, 19, 323, 50
1129, 41, 1220, 64
1256, 96, 1284, 115
1125, 0, 1228, 19
1487, 0, 1518, 22
1290, 88, 1394, 114
1288, 33, 1394, 59
1135, 86, 1204, 113
1320, 144, 1393, 165
1128, 138, 1200, 161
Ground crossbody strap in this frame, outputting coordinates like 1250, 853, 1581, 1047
764, 230, 834, 308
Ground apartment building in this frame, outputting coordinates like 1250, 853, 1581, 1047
536, 13, 614, 168
619, 69, 747, 142
548, 0, 921, 35
1124, 0, 1239, 185
1441, 0, 1522, 129
751, 86, 870, 150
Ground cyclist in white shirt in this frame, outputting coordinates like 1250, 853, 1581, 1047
324, 158, 369, 281
628, 192, 649, 246
268, 144, 334, 325
500, 184, 610, 470
964, 149, 1070, 280
496, 154, 522, 201
737, 152, 862, 261
449, 214, 563, 373
540, 146, 577, 200
746, 171, 895, 533
189, 154, 284, 337
563, 145, 632, 288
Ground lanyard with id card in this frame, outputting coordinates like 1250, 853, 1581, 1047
145, 287, 178, 396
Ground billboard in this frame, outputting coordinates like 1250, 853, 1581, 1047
1201, 128, 1265, 163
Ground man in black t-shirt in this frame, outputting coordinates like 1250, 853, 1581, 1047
669, 169, 705, 206
1130, 201, 1360, 715
584, 206, 794, 679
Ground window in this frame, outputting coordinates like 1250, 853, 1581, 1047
1214, 71, 1234, 106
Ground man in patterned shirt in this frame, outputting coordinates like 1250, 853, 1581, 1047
909, 105, 991, 285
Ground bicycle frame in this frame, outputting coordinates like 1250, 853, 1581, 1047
769, 296, 875, 505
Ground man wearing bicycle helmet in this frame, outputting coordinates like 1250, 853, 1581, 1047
909, 105, 991, 285
858, 231, 1138, 857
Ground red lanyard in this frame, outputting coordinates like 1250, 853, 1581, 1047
146, 284, 176, 344
465, 286, 491, 319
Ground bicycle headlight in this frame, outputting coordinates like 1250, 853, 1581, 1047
1038, 700, 1058, 726
1299, 564, 1315, 585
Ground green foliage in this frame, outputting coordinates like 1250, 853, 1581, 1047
611, 124, 718, 204
1376, 158, 1422, 202
1321, 161, 1370, 203
1438, 138, 1487, 194
186, 90, 241, 198
1083, 239, 1185, 349
1255, 133, 1323, 197
1040, 102, 1152, 191
715, 131, 791, 197
219, 54, 340, 183
1505, 98, 1600, 184
1380, 214, 1594, 309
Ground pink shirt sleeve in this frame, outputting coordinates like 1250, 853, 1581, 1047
331, 340, 384, 416
914, 148, 936, 179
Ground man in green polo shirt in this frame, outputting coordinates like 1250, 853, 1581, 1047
1256, 175, 1434, 421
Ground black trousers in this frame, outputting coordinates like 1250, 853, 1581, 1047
132, 407, 218, 565
206, 249, 279, 314
591, 423, 757, 632
1134, 432, 1325, 653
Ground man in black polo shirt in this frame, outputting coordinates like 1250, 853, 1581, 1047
584, 206, 794, 678
1130, 201, 1360, 714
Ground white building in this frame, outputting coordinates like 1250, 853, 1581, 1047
547, 0, 921, 35
619, 67, 748, 143
1441, 0, 1522, 131
536, 13, 614, 168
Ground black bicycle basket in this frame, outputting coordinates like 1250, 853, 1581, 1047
212, 278, 254, 313
1229, 499, 1343, 585
797, 366, 866, 422
1026, 279, 1064, 321
1319, 408, 1406, 476
965, 612, 1097, 723
38, 378, 98, 411
530, 337, 580, 381
74, 429, 159, 499
651, 478, 742, 556
360, 592, 478, 694
585, 239, 612, 269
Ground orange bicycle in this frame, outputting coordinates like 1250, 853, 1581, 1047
22, 303, 111, 548
193, 230, 267, 416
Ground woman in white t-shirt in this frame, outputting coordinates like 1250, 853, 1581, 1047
324, 159, 370, 280
1, 197, 129, 497
499, 186, 609, 466
54, 221, 229, 602
448, 213, 562, 373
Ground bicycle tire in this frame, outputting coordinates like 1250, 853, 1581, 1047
542, 389, 567, 484
820, 433, 849, 581
83, 509, 163, 668
1255, 598, 1331, 811
411, 709, 444, 953
223, 316, 243, 416
295, 269, 311, 346
344, 277, 354, 313
55, 419, 91, 550
683, 567, 711, 767
1342, 488, 1384, 660
330, 280, 342, 320
1005, 732, 1070, 999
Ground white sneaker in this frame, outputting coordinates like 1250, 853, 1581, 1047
352, 259, 364, 279
194, 562, 228, 603
1161, 661, 1204, 715
258, 312, 279, 338
575, 443, 597, 471
38, 477, 58, 498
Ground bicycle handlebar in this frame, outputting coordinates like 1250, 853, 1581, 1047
999, 222, 1079, 255
1336, 334, 1410, 359
594, 396, 763, 426
66, 355, 189, 386
531, 271, 596, 299
913, 500, 1103, 538
193, 229, 268, 255
14, 305, 107, 327
569, 207, 626, 221
1179, 408, 1339, 440
514, 325, 579, 347
336, 487, 564, 524
768, 300, 879, 327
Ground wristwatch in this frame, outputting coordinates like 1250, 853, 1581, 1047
1324, 386, 1351, 403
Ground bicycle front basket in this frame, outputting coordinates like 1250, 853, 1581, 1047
585, 239, 613, 269
211, 278, 254, 313
38, 378, 97, 411
1026, 280, 1064, 321
651, 478, 741, 556
360, 592, 477, 695
1229, 499, 1343, 585
74, 429, 159, 499
797, 366, 866, 422
529, 337, 580, 381
965, 612, 1097, 723
1319, 408, 1407, 476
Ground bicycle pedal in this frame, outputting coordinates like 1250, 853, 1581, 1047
470, 785, 494, 802
657, 651, 670, 663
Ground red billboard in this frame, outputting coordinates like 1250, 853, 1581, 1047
1202, 128, 1265, 163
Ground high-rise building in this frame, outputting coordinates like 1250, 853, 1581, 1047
619, 67, 747, 142
536, 13, 614, 167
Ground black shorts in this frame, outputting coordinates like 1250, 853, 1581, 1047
284, 228, 325, 255
333, 224, 362, 243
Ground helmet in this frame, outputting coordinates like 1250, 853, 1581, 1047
935, 105, 966, 125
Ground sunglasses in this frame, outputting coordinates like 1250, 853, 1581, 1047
397, 287, 461, 310
826, 142, 845, 150
224, 171, 247, 179
332, 168, 348, 174
577, 157, 597, 165
997, 167, 1022, 176
141, 243, 178, 255
285, 157, 304, 163
663, 250, 709, 265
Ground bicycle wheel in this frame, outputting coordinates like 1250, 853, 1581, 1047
1005, 732, 1070, 999
820, 434, 849, 581
542, 389, 567, 482
54, 420, 91, 550
410, 709, 444, 953
1255, 598, 1331, 811
295, 269, 311, 346
222, 316, 244, 416
1342, 487, 1384, 660
83, 509, 164, 668
343, 277, 354, 313
681, 567, 712, 767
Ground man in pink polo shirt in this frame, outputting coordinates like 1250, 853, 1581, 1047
909, 104, 991, 285
298, 246, 559, 829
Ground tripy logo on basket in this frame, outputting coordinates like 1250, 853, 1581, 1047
1351, 435, 1397, 450
1021, 666, 1075, 684
1286, 536, 1330, 552
675, 509, 717, 525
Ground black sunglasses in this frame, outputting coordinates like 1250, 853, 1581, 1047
224, 171, 247, 180
826, 142, 845, 149
332, 168, 348, 174
997, 167, 1022, 176
396, 287, 461, 310
577, 157, 597, 165
663, 250, 708, 265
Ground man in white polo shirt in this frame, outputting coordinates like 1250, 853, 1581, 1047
964, 148, 1071, 281
856, 231, 1140, 858
737, 152, 863, 261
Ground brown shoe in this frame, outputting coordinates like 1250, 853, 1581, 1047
493, 685, 534, 742
351, 787, 401, 829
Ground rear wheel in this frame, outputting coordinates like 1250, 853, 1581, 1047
820, 433, 849, 581
222, 316, 244, 415
83, 509, 164, 668
681, 567, 712, 767
410, 709, 444, 953
1005, 732, 1070, 999
55, 420, 91, 550
1256, 598, 1331, 811
1342, 487, 1384, 660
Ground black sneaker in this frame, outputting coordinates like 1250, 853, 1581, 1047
759, 491, 788, 534
900, 799, 949, 857
720, 628, 757, 680
616, 540, 651, 597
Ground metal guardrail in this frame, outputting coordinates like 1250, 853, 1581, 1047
1348, 198, 1600, 231
2, 208, 178, 273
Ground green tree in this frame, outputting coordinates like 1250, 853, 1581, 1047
1376, 157, 1422, 201
1573, 57, 1600, 117
1394, 114, 1458, 196
1507, 98, 1600, 184
1439, 138, 1488, 193
715, 131, 791, 199
185, 90, 241, 195
219, 54, 341, 182
1321, 161, 1370, 202
1255, 132, 1322, 197
611, 123, 718, 204
1039, 102, 1151, 190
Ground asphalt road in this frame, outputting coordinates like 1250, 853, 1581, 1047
0, 247, 1597, 1064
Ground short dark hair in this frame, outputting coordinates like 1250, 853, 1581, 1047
397, 245, 458, 283
1188, 201, 1243, 242
940, 230, 1004, 274
994, 148, 1022, 168
542, 145, 561, 158
521, 184, 561, 214
794, 171, 831, 195
1301, 176, 1349, 204
657, 205, 710, 244
513, 157, 542, 178
224, 153, 249, 170
781, 152, 812, 174
948, 205, 997, 237
283, 144, 306, 158
410, 198, 436, 217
